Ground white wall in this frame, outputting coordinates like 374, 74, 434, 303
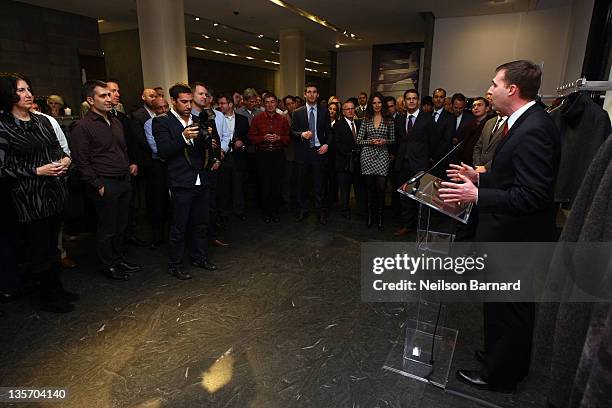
430, 3, 593, 98
336, 49, 372, 101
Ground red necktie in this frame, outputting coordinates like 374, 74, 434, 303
350, 121, 356, 141
502, 121, 509, 138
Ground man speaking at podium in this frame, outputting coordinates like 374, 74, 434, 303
438, 60, 561, 392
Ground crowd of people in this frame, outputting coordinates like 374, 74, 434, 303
1, 69, 506, 313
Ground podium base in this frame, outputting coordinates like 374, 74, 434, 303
383, 319, 458, 389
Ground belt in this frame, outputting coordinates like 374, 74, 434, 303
101, 174, 129, 180
257, 146, 283, 152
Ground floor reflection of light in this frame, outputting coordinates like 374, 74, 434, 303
201, 348, 235, 393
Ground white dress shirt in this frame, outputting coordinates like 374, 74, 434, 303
170, 109, 200, 185
507, 100, 536, 131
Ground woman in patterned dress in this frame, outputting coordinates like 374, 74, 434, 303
0, 72, 76, 313
356, 92, 395, 230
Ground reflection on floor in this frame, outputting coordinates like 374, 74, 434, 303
0, 211, 546, 407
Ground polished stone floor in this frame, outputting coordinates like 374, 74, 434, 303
0, 210, 547, 408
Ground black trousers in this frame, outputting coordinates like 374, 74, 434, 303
256, 150, 285, 217
168, 186, 209, 266
92, 176, 131, 266
398, 163, 418, 228
20, 214, 63, 292
207, 170, 220, 240
297, 150, 327, 212
147, 160, 169, 244
483, 302, 535, 386
337, 170, 362, 212
220, 154, 245, 216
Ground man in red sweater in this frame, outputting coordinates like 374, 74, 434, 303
248, 93, 290, 223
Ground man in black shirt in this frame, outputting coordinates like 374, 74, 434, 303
71, 80, 142, 280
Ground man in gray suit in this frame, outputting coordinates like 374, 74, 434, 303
472, 113, 507, 173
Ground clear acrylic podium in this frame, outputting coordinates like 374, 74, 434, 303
383, 172, 471, 388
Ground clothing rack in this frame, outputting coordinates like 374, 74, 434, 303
556, 77, 612, 97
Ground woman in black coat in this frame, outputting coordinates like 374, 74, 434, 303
0, 72, 77, 313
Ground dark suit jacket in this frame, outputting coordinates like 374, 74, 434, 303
130, 106, 154, 168
152, 113, 208, 189
112, 110, 137, 166
331, 118, 360, 172
454, 110, 475, 138
393, 112, 434, 176
431, 109, 455, 161
476, 104, 561, 242
229, 112, 249, 171
291, 104, 331, 163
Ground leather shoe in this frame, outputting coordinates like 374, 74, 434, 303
61, 256, 77, 269
393, 227, 412, 237
191, 258, 218, 271
104, 266, 130, 281
296, 211, 309, 221
234, 213, 247, 221
209, 239, 229, 247
169, 266, 191, 280
117, 261, 143, 272
474, 349, 485, 364
263, 216, 271, 223
318, 210, 328, 225
456, 369, 515, 393
272, 215, 280, 223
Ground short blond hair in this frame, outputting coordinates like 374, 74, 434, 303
47, 94, 64, 107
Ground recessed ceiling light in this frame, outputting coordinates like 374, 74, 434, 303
97, 19, 105, 23
322, 71, 328, 74
247, 45, 261, 50
274, 40, 279, 43
245, 56, 254, 60
335, 43, 340, 49
213, 22, 219, 27
257, 34, 264, 38
195, 17, 200, 21
202, 34, 210, 39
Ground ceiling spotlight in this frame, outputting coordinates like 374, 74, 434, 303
213, 22, 219, 27
195, 17, 200, 21
323, 71, 328, 74
335, 43, 340, 49
247, 45, 261, 50
97, 19, 105, 23
343, 30, 347, 35
350, 33, 355, 39
257, 34, 264, 38
245, 56, 254, 60
274, 40, 279, 43
202, 34, 210, 39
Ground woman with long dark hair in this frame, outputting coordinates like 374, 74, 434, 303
356, 92, 395, 230
0, 72, 77, 313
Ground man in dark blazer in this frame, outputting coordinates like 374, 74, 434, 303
217, 93, 249, 220
393, 89, 435, 237
153, 83, 218, 280
451, 93, 475, 141
430, 88, 456, 173
439, 60, 561, 392
291, 82, 332, 224
332, 100, 363, 219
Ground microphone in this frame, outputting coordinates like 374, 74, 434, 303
406, 140, 465, 185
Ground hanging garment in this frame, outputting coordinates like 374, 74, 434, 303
550, 92, 610, 204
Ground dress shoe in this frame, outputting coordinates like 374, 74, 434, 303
59, 287, 80, 302
318, 210, 328, 225
272, 215, 280, 223
296, 211, 309, 221
191, 258, 218, 271
235, 213, 247, 221
209, 239, 229, 247
117, 261, 143, 273
61, 256, 77, 269
104, 266, 130, 281
456, 369, 515, 393
393, 227, 411, 237
474, 349, 485, 364
168, 266, 191, 280
263, 216, 272, 223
